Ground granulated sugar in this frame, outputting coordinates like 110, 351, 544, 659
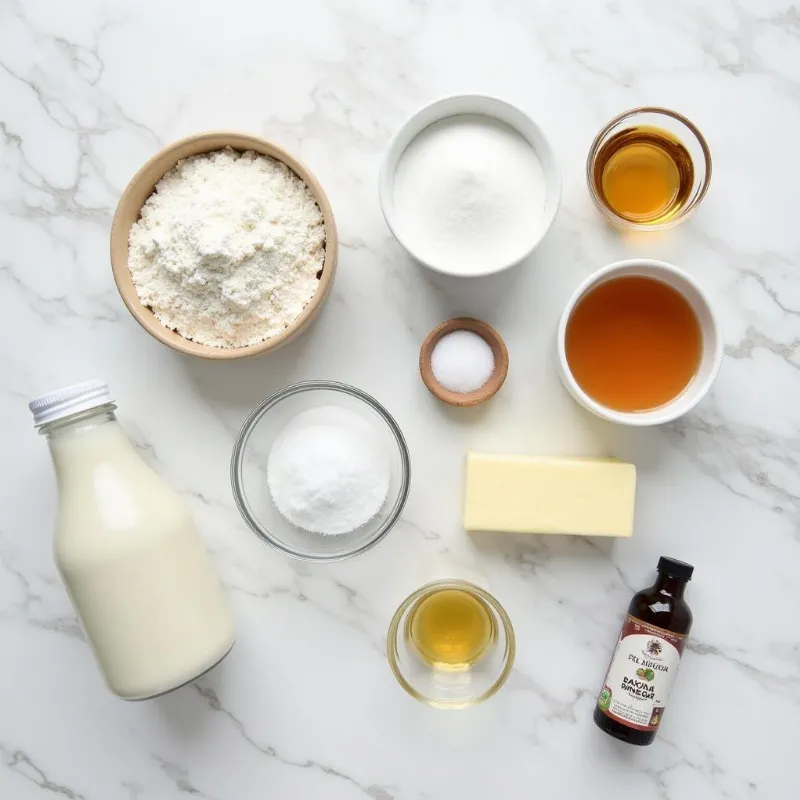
391, 115, 545, 274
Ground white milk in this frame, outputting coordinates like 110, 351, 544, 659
34, 386, 234, 700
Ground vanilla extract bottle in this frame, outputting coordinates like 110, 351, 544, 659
594, 557, 694, 746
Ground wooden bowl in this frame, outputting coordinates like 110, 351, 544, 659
419, 318, 509, 407
110, 131, 338, 360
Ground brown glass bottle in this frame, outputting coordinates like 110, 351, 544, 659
594, 557, 693, 746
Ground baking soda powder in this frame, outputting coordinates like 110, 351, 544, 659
267, 407, 390, 535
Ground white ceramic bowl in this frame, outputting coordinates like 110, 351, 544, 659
557, 259, 723, 426
379, 95, 561, 277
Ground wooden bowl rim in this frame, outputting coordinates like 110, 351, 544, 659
109, 130, 338, 360
419, 317, 509, 407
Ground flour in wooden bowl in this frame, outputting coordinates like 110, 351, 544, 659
128, 148, 325, 348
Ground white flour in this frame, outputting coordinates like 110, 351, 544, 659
128, 148, 325, 348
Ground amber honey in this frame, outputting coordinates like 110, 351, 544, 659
565, 275, 702, 412
406, 587, 496, 669
592, 126, 694, 225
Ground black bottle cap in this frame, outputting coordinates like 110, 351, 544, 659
657, 557, 694, 581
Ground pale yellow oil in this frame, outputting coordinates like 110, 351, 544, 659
406, 588, 496, 669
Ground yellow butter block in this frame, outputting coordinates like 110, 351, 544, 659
463, 452, 636, 537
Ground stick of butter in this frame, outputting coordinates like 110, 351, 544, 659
463, 452, 636, 537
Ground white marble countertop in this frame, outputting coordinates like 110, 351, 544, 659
2, 1, 799, 798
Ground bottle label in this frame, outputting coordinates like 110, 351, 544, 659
596, 615, 686, 731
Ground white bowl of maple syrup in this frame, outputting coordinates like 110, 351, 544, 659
557, 259, 722, 426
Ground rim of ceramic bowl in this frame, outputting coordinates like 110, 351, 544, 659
386, 579, 516, 709
379, 94, 562, 278
110, 131, 338, 360
556, 259, 723, 426
585, 106, 712, 231
230, 380, 411, 562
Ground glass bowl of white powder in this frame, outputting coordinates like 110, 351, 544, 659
231, 381, 411, 562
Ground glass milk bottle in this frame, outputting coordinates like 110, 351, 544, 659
29, 380, 235, 700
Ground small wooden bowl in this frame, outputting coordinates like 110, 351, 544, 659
419, 318, 509, 407
110, 131, 338, 360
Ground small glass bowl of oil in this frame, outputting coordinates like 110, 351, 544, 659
586, 107, 711, 230
387, 579, 515, 709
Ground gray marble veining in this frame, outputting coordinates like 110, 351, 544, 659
1, 0, 799, 797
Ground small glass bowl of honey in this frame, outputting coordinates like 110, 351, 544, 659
386, 579, 515, 709
587, 107, 711, 230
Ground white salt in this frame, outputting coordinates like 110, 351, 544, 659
267, 406, 390, 535
431, 330, 495, 393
